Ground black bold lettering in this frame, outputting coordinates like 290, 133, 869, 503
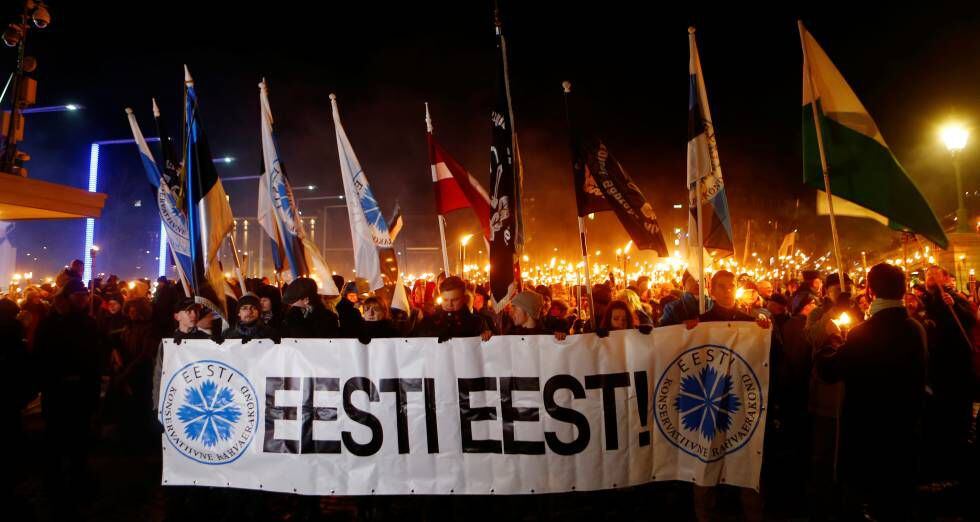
543, 375, 590, 455
457, 377, 502, 453
424, 378, 439, 453
264, 377, 300, 454
380, 378, 423, 454
585, 372, 631, 450
302, 377, 341, 454
500, 377, 544, 455
342, 377, 383, 456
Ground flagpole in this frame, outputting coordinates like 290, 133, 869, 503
425, 103, 452, 276
496, 6, 524, 269
562, 80, 596, 329
696, 177, 706, 314
799, 21, 847, 292
690, 27, 708, 314
741, 219, 751, 267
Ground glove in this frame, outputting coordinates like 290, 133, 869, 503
241, 336, 253, 344
437, 335, 451, 344
595, 328, 610, 338
638, 324, 653, 335
358, 336, 372, 345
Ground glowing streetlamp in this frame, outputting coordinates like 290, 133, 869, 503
459, 234, 474, 275
940, 122, 970, 232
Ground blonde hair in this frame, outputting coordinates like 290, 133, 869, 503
616, 289, 643, 314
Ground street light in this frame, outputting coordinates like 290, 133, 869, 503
941, 122, 970, 232
459, 234, 474, 275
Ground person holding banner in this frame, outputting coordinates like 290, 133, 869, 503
413, 276, 493, 341
281, 277, 340, 338
684, 270, 771, 522
222, 294, 279, 342
686, 271, 772, 330
500, 290, 568, 341
356, 296, 400, 341
659, 271, 701, 327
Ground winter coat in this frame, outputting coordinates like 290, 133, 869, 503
223, 319, 279, 342
814, 307, 926, 489
282, 304, 340, 339
413, 308, 491, 340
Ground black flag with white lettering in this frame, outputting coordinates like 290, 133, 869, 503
488, 19, 521, 311
574, 136, 668, 255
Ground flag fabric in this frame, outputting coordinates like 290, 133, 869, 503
125, 106, 192, 295
390, 277, 410, 312
152, 98, 183, 208
571, 134, 611, 217
182, 65, 235, 317
387, 202, 403, 242
258, 79, 311, 280
256, 168, 283, 273
799, 22, 949, 249
0, 222, 15, 285
330, 94, 396, 291
571, 135, 668, 255
778, 230, 797, 259
488, 22, 521, 311
428, 133, 493, 240
816, 190, 889, 226
688, 28, 736, 256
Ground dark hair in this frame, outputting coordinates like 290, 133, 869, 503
710, 270, 735, 289
440, 276, 466, 293
550, 299, 569, 315
601, 300, 636, 330
868, 263, 905, 300
362, 296, 388, 318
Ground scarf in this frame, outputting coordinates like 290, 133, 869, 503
870, 298, 904, 317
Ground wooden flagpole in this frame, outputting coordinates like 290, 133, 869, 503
425, 103, 452, 277
800, 21, 847, 293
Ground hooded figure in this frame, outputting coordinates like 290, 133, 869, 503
254, 284, 284, 331
282, 278, 340, 338
224, 294, 279, 342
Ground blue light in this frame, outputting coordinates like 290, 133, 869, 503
82, 143, 99, 283
158, 221, 167, 278
65, 104, 79, 111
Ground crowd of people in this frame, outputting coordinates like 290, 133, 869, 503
3, 256, 978, 520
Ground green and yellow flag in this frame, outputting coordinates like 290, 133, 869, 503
800, 21, 949, 248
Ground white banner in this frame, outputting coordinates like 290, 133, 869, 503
159, 323, 770, 495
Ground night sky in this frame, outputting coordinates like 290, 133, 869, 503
6, 2, 979, 280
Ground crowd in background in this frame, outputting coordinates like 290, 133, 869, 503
3, 256, 978, 521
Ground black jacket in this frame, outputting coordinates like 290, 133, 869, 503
815, 307, 926, 485
699, 304, 755, 323
413, 308, 491, 339
223, 319, 279, 342
282, 305, 340, 338
920, 289, 975, 397
358, 320, 400, 341
34, 307, 103, 416
506, 323, 550, 336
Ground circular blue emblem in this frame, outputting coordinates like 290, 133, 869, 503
654, 345, 763, 463
160, 359, 259, 465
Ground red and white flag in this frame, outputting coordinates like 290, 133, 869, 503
428, 133, 492, 240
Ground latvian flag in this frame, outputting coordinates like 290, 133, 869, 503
428, 133, 492, 240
